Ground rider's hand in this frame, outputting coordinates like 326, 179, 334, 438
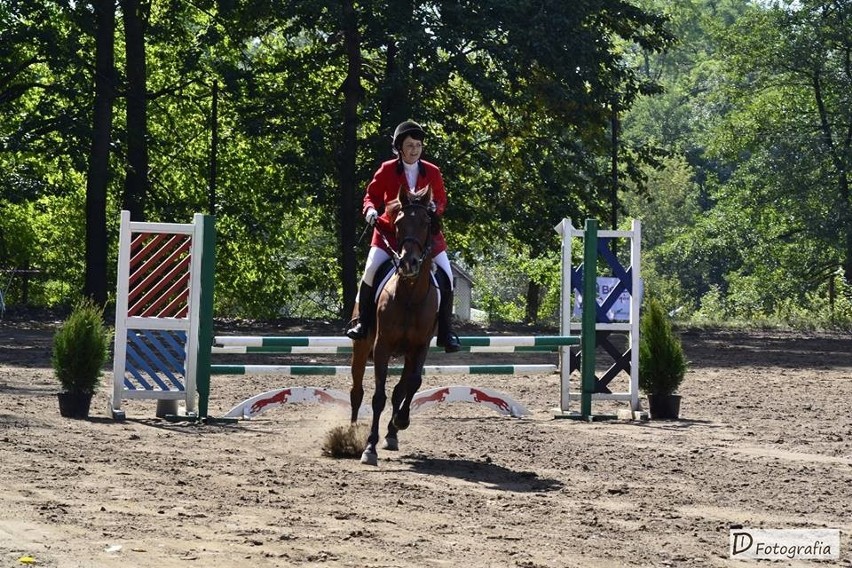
428, 200, 437, 213
365, 207, 378, 225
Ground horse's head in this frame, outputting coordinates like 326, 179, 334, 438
389, 185, 433, 279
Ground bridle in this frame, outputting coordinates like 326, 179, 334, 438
378, 202, 433, 271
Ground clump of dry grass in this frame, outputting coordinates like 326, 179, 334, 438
322, 422, 369, 458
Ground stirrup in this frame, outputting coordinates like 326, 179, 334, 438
346, 322, 369, 340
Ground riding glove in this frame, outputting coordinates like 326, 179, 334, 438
365, 208, 378, 225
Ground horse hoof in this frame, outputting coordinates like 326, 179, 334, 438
360, 449, 378, 466
383, 436, 399, 451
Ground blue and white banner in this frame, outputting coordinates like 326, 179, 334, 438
573, 277, 632, 322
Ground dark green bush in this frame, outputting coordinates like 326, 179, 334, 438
52, 298, 111, 394
639, 298, 688, 395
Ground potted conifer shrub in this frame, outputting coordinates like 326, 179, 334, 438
52, 298, 111, 418
639, 297, 688, 420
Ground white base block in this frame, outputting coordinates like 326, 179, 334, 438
156, 399, 179, 418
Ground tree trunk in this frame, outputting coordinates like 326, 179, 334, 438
338, 0, 361, 318
84, 0, 115, 306
208, 80, 218, 216
811, 70, 852, 283
841, 171, 851, 284
610, 103, 619, 231
121, 0, 149, 221
525, 280, 541, 324
379, 41, 403, 153
379, 6, 414, 137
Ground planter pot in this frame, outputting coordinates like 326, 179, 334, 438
647, 394, 682, 420
58, 391, 94, 419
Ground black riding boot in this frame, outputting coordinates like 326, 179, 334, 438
435, 269, 461, 353
345, 282, 375, 340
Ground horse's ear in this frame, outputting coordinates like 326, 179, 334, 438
411, 185, 431, 204
398, 184, 410, 205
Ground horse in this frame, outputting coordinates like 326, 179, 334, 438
349, 185, 440, 465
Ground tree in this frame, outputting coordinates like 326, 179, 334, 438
208, 0, 675, 318
84, 0, 116, 306
1, 0, 676, 321
704, 0, 852, 312
338, 0, 362, 319
120, 0, 150, 221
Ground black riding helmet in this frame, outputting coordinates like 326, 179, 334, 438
392, 120, 426, 151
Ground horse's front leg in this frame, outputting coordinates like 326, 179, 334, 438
349, 337, 371, 423
383, 381, 407, 451
391, 347, 427, 432
362, 348, 390, 466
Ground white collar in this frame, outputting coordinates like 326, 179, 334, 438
403, 160, 419, 189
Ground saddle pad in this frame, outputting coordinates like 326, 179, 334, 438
374, 265, 440, 308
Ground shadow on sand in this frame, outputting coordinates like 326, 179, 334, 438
401, 455, 563, 493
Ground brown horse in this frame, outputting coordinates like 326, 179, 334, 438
349, 185, 439, 465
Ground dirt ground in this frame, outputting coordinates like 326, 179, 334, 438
1, 316, 850, 568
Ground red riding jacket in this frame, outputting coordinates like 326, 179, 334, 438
363, 158, 448, 255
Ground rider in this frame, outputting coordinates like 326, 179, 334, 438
345, 120, 461, 353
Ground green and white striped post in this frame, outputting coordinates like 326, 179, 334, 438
194, 215, 216, 420
581, 219, 598, 419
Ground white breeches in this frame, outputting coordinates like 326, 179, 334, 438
360, 247, 453, 293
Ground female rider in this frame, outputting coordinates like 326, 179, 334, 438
345, 120, 460, 353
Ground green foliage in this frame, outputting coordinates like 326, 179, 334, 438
472, 260, 529, 324
0, 195, 89, 306
688, 273, 852, 332
621, 153, 701, 249
0, 201, 37, 273
215, 206, 341, 320
2, 0, 676, 321
638, 257, 695, 317
51, 298, 112, 394
777, 274, 852, 331
621, 0, 852, 333
468, 239, 562, 325
692, 285, 727, 325
639, 297, 687, 395
621, 153, 704, 313
14, 0, 852, 333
